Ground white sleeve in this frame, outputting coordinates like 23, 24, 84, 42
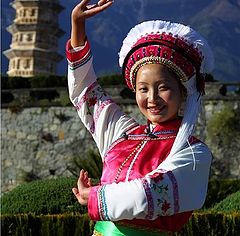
66, 40, 137, 158
89, 142, 212, 221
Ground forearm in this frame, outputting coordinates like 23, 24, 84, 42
71, 19, 86, 48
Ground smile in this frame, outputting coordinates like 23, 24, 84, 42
148, 106, 165, 114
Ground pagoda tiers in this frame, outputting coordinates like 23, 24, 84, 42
4, 0, 64, 77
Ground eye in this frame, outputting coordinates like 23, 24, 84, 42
138, 87, 148, 93
159, 85, 169, 91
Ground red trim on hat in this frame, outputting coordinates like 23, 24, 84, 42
122, 33, 203, 91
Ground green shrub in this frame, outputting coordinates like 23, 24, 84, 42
68, 149, 103, 180
8, 100, 23, 114
207, 105, 240, 146
203, 179, 240, 209
0, 177, 87, 215
1, 212, 239, 236
8, 76, 31, 88
205, 73, 216, 82
211, 190, 240, 213
0, 213, 93, 236
175, 212, 240, 236
1, 74, 124, 90
1, 76, 67, 89
98, 74, 123, 86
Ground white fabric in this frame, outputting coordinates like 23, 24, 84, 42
103, 142, 212, 221
68, 57, 137, 158
119, 20, 214, 73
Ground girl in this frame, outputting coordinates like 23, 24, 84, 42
67, 0, 214, 235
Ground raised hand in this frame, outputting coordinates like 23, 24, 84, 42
71, 0, 114, 47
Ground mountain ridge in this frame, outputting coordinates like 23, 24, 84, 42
1, 0, 240, 82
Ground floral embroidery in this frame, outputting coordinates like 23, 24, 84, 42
144, 172, 173, 217
161, 200, 171, 213
88, 96, 98, 107
151, 172, 164, 183
75, 82, 112, 134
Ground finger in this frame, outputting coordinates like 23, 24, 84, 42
83, 171, 89, 183
72, 188, 84, 204
79, 169, 84, 180
72, 188, 78, 196
86, 4, 98, 10
88, 178, 92, 186
98, 0, 112, 6
77, 170, 84, 190
84, 171, 89, 179
85, 1, 113, 17
79, 0, 91, 8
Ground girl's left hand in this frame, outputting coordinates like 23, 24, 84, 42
72, 169, 92, 205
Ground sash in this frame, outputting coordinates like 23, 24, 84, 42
93, 221, 169, 236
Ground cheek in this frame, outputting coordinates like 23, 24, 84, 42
160, 91, 173, 101
136, 93, 146, 108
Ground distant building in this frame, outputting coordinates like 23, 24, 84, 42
3, 0, 64, 77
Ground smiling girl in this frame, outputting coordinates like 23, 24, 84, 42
67, 0, 214, 235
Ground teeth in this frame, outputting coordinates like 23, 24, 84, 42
149, 106, 164, 113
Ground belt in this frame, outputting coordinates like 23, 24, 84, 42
93, 221, 169, 236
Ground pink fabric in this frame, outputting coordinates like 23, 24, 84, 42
94, 118, 194, 231
88, 186, 101, 221
101, 119, 181, 184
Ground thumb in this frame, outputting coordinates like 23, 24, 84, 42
72, 188, 78, 195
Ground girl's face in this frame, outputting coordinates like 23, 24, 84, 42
135, 64, 184, 125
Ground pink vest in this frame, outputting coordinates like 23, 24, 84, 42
101, 118, 195, 231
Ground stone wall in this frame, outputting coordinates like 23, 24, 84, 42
1, 83, 240, 192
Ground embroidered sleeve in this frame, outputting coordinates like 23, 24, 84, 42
88, 142, 212, 221
66, 39, 137, 157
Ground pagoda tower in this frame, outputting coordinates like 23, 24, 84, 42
4, 0, 64, 77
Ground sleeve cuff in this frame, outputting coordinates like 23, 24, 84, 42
88, 186, 101, 221
66, 39, 91, 63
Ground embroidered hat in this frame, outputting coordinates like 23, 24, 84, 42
119, 20, 214, 159
119, 20, 214, 93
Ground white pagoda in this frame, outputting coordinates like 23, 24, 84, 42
3, 0, 64, 77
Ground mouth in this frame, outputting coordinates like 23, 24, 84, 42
148, 105, 165, 114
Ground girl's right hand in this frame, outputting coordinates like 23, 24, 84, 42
71, 0, 114, 47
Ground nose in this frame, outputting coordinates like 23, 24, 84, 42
148, 88, 159, 103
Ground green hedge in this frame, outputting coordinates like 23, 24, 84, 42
0, 177, 86, 215
1, 212, 239, 236
175, 212, 240, 236
1, 74, 124, 89
0, 213, 93, 236
207, 105, 240, 146
203, 179, 240, 209
1, 75, 67, 89
211, 190, 240, 213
